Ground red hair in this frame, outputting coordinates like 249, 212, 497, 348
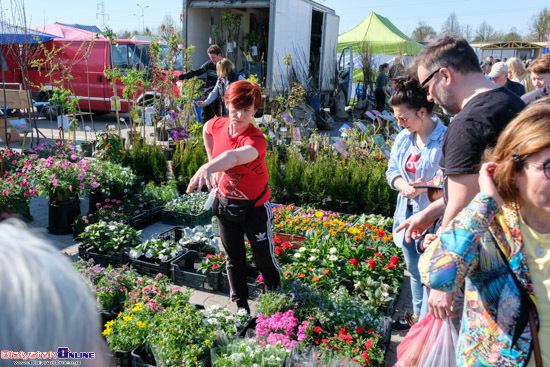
225, 80, 262, 110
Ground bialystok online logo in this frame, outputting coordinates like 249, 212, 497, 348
1, 348, 95, 360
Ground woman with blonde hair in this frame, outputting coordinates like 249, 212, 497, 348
420, 103, 550, 366
197, 58, 245, 116
508, 57, 534, 92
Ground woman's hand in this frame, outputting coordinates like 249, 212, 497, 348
186, 165, 212, 193
197, 100, 206, 107
421, 233, 439, 251
401, 183, 423, 199
428, 289, 456, 319
479, 162, 503, 205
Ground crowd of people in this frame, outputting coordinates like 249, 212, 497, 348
387, 37, 550, 366
2, 35, 550, 366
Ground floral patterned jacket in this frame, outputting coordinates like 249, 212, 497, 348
419, 193, 538, 367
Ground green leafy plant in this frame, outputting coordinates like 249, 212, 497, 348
164, 192, 209, 214
141, 181, 178, 206
128, 238, 184, 262
78, 221, 141, 255
96, 125, 125, 163
126, 141, 167, 184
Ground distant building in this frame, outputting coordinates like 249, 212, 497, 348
470, 41, 548, 61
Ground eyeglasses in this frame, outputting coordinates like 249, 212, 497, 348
420, 66, 445, 88
524, 161, 550, 179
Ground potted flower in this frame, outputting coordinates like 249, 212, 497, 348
128, 238, 186, 277
34, 156, 93, 234
141, 181, 178, 224
78, 221, 141, 267
88, 160, 136, 213
96, 125, 125, 163
0, 171, 37, 221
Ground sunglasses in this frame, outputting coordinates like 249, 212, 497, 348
420, 66, 446, 88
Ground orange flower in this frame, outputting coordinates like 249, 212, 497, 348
384, 237, 390, 242
389, 234, 393, 240
298, 273, 305, 278
105, 143, 111, 149
307, 267, 313, 271
323, 269, 329, 275
284, 271, 290, 276
372, 236, 378, 240
312, 276, 320, 281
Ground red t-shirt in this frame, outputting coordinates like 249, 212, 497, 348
207, 117, 270, 205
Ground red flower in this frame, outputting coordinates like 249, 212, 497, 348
274, 247, 285, 256
339, 328, 347, 335
321, 338, 329, 344
368, 259, 376, 269
220, 254, 226, 259
367, 329, 373, 334
212, 264, 219, 270
385, 263, 395, 269
206, 254, 213, 259
391, 256, 399, 265
374, 252, 382, 257
282, 241, 292, 249
349, 258, 359, 268
273, 237, 282, 245
314, 326, 323, 333
356, 326, 365, 334
365, 340, 373, 349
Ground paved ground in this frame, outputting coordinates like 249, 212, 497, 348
3, 112, 411, 366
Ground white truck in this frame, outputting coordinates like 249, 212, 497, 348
181, 0, 339, 100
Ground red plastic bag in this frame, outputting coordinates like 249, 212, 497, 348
395, 314, 443, 367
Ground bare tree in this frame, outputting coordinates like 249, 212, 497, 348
474, 21, 495, 42
462, 24, 473, 42
411, 21, 437, 42
528, 7, 550, 42
441, 13, 462, 37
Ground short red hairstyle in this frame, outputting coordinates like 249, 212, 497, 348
225, 80, 262, 111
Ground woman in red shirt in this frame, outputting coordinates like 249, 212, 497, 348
187, 81, 280, 313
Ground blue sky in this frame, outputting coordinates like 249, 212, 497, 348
3, 0, 549, 38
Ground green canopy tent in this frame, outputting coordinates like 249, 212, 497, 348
337, 12, 423, 55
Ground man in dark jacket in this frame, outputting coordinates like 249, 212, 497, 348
179, 44, 222, 122
489, 62, 525, 96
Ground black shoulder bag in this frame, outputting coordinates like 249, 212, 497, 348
212, 184, 268, 223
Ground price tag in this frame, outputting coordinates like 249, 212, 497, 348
292, 126, 301, 142
332, 143, 348, 157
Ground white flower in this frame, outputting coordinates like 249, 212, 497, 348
329, 255, 338, 261
159, 254, 168, 261
310, 248, 319, 253
129, 249, 142, 259
329, 247, 337, 254
308, 256, 317, 262
294, 253, 302, 258
299, 246, 307, 253
145, 250, 153, 258
354, 281, 361, 290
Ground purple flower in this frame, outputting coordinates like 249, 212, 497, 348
78, 173, 86, 180
91, 181, 99, 189
79, 183, 85, 190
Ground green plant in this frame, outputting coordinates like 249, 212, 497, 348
96, 125, 125, 163
214, 338, 289, 367
172, 137, 207, 190
89, 160, 136, 197
78, 221, 141, 255
200, 305, 249, 335
141, 181, 178, 206
128, 238, 184, 262
0, 172, 37, 214
74, 259, 139, 311
34, 156, 94, 200
198, 253, 226, 274
164, 192, 209, 214
127, 141, 167, 184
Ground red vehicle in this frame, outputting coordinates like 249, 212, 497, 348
2, 24, 182, 118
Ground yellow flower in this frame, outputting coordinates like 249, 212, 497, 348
105, 320, 115, 328
205, 339, 210, 345
102, 327, 111, 336
315, 211, 323, 217
348, 227, 361, 234
123, 315, 133, 322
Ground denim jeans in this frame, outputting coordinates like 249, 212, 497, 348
400, 234, 424, 315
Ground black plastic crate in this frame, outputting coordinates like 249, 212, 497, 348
125, 211, 148, 230
130, 344, 155, 367
110, 350, 131, 367
158, 227, 216, 256
236, 317, 257, 338
147, 206, 164, 225
162, 209, 212, 227
220, 271, 264, 299
171, 251, 222, 291
128, 250, 187, 278
78, 245, 127, 268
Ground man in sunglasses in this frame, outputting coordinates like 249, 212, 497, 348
396, 36, 525, 320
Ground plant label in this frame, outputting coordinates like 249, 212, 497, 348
282, 111, 293, 125
110, 96, 121, 111
355, 121, 370, 134
332, 143, 348, 157
292, 126, 301, 142
331, 136, 349, 149
365, 111, 376, 120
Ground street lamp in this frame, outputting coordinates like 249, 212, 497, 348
136, 4, 149, 34
133, 13, 142, 33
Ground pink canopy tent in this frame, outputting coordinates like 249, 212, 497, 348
31, 24, 106, 41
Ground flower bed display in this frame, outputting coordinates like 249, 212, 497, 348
158, 225, 218, 257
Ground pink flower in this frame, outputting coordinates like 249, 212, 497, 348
79, 183, 85, 190
20, 181, 28, 187
52, 178, 58, 187
257, 274, 264, 283
77, 173, 86, 180
91, 181, 99, 189
49, 174, 56, 179
32, 189, 38, 195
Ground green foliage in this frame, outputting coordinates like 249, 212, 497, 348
126, 141, 168, 184
267, 146, 397, 217
172, 138, 208, 190
50, 86, 79, 115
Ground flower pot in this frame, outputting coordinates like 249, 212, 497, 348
274, 232, 306, 248
162, 148, 174, 161
155, 127, 168, 141
88, 190, 103, 214
48, 196, 81, 235
81, 141, 95, 157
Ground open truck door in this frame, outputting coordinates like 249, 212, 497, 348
337, 46, 353, 105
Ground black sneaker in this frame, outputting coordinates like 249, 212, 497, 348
392, 317, 411, 331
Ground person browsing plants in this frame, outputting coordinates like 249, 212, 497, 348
419, 104, 550, 367
386, 75, 447, 329
187, 80, 280, 314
